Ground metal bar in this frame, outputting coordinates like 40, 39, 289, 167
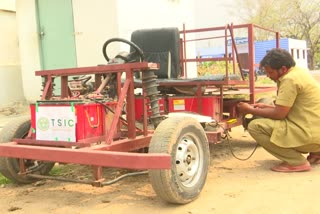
179, 24, 251, 34
27, 171, 148, 186
41, 75, 52, 100
224, 25, 229, 80
152, 80, 248, 87
227, 24, 245, 80
248, 24, 255, 103
185, 35, 230, 42
179, 38, 184, 77
27, 174, 94, 185
0, 142, 171, 169
61, 76, 69, 98
183, 23, 188, 78
88, 135, 152, 152
276, 32, 280, 48
185, 57, 232, 63
253, 24, 278, 33
219, 87, 223, 121
125, 70, 136, 139
35, 62, 159, 76
15, 136, 107, 147
92, 166, 103, 181
106, 79, 131, 144
15, 138, 87, 148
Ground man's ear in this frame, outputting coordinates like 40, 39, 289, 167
279, 66, 288, 76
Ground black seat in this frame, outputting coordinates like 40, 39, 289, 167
131, 27, 181, 79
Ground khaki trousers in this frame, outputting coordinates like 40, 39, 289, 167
248, 118, 320, 166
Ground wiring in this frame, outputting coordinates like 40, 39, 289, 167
210, 122, 259, 161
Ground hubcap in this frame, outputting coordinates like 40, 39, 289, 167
175, 136, 202, 187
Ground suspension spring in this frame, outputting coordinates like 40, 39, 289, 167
141, 70, 163, 127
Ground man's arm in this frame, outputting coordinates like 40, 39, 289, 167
237, 102, 291, 120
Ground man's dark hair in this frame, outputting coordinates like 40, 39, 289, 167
260, 48, 296, 70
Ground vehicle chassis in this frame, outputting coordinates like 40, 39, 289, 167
0, 23, 279, 203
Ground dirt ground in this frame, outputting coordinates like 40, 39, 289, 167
1, 72, 320, 214
0, 126, 319, 214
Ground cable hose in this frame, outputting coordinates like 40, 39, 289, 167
219, 124, 258, 161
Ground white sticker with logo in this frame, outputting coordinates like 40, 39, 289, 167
36, 106, 76, 142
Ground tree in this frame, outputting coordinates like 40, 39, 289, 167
231, 0, 320, 69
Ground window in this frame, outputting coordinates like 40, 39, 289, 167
291, 49, 294, 58
297, 49, 300, 59
303, 50, 306, 59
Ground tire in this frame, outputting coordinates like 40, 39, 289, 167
0, 116, 55, 184
148, 116, 210, 204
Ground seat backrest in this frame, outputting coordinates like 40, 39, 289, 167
131, 27, 181, 79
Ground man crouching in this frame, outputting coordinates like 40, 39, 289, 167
237, 48, 320, 172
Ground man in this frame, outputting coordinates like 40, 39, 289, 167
237, 48, 320, 172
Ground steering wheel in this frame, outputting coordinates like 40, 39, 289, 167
102, 38, 144, 62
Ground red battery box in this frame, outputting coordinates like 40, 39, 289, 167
167, 96, 221, 120
30, 102, 117, 143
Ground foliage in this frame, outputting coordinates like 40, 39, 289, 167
231, 0, 320, 69
197, 61, 239, 76
0, 173, 11, 185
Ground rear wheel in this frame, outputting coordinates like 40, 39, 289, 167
0, 116, 55, 184
148, 116, 210, 204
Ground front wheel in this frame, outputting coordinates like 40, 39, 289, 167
0, 116, 55, 184
148, 116, 210, 204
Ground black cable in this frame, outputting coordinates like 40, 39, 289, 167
102, 171, 148, 186
216, 123, 258, 161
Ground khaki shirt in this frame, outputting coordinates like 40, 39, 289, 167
271, 67, 320, 147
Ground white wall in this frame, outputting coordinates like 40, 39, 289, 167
0, 11, 19, 65
16, 0, 42, 102
16, 0, 120, 102
288, 38, 308, 69
194, 0, 239, 29
117, 0, 195, 39
117, 0, 197, 77
0, 0, 15, 11
0, 10, 24, 105
16, 0, 197, 102
72, 0, 119, 67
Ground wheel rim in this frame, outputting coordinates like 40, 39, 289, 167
175, 134, 203, 187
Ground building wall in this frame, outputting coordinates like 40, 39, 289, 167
72, 0, 119, 67
16, 0, 43, 102
16, 0, 197, 102
16, 0, 120, 102
287, 39, 308, 69
0, 9, 24, 106
117, 0, 197, 77
255, 38, 308, 69
255, 39, 289, 67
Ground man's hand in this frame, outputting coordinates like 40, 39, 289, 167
237, 102, 253, 115
237, 101, 291, 120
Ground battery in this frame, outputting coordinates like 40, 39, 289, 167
167, 96, 221, 119
30, 102, 117, 142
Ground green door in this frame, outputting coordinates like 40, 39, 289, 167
37, 0, 77, 70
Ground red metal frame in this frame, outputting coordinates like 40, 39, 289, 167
0, 23, 280, 183
0, 62, 172, 172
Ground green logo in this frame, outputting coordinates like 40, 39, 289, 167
37, 117, 50, 131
